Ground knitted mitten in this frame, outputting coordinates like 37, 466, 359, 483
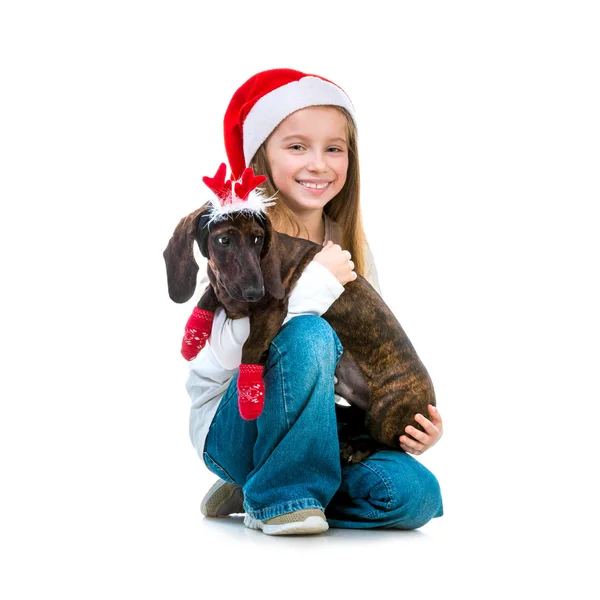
237, 364, 265, 420
181, 307, 214, 361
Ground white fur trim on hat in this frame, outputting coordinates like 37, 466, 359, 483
242, 76, 356, 166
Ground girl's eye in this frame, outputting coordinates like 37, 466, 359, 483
327, 147, 342, 153
289, 144, 304, 151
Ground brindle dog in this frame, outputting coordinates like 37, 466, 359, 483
163, 203, 436, 463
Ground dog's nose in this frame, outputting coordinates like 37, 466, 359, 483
243, 286, 265, 301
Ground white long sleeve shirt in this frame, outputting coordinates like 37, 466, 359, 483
187, 214, 382, 457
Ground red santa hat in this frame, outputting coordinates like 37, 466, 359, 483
224, 68, 357, 179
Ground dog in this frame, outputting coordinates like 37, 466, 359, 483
163, 202, 436, 462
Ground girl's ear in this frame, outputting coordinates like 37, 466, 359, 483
259, 215, 285, 300
163, 207, 205, 303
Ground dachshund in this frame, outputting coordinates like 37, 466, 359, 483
163, 202, 436, 463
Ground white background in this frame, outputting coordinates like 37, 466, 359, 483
1, 1, 598, 598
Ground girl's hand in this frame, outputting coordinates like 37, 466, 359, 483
313, 240, 357, 286
399, 405, 443, 455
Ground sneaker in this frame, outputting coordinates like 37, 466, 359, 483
200, 479, 245, 517
243, 508, 329, 536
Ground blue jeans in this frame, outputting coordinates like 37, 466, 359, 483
203, 315, 444, 529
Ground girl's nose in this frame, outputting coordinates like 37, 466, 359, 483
307, 152, 328, 172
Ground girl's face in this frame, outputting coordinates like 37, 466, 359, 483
265, 106, 349, 216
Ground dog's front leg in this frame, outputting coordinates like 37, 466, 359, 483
236, 304, 287, 420
181, 285, 220, 361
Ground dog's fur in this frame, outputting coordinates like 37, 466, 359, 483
163, 204, 436, 462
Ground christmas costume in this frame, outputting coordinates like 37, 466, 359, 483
180, 163, 275, 420
223, 68, 357, 178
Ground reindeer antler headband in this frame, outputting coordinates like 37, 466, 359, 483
201, 163, 276, 229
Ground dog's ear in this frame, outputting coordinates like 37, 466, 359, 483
163, 206, 206, 303
196, 210, 212, 259
259, 214, 285, 300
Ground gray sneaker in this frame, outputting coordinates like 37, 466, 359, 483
200, 479, 245, 517
243, 508, 329, 535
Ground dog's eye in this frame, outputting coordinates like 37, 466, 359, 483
218, 237, 230, 246
254, 236, 263, 245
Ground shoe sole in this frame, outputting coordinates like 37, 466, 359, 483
243, 514, 329, 536
201, 480, 244, 517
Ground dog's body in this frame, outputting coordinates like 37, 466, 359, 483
164, 206, 436, 461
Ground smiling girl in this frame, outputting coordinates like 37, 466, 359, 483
187, 68, 444, 535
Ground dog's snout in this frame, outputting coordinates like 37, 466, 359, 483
243, 285, 265, 302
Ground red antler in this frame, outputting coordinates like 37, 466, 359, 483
234, 167, 267, 200
202, 163, 233, 202
203, 163, 266, 204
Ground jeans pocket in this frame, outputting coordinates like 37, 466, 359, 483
203, 451, 236, 484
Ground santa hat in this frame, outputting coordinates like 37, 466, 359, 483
224, 68, 357, 179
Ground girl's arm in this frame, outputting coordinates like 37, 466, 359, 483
282, 260, 345, 326
194, 258, 346, 371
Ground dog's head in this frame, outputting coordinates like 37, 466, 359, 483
163, 205, 285, 304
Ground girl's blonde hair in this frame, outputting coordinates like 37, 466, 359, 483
249, 106, 369, 278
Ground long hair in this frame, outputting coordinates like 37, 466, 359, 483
249, 106, 369, 278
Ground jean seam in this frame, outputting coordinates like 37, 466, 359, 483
356, 460, 396, 512
248, 497, 323, 512
334, 338, 343, 362
244, 497, 324, 520
203, 451, 236, 484
269, 339, 290, 430
202, 382, 236, 456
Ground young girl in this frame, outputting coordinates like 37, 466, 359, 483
187, 68, 444, 535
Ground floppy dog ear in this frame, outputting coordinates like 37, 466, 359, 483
163, 206, 205, 303
258, 214, 285, 300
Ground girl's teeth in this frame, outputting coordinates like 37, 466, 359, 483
300, 182, 329, 189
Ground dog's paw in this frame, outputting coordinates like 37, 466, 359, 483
339, 439, 380, 464
237, 364, 265, 420
181, 307, 214, 361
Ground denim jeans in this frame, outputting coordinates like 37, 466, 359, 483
203, 315, 444, 529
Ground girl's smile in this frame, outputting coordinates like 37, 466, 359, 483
297, 179, 333, 194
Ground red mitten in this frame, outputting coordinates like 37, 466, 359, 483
237, 364, 265, 420
181, 307, 214, 361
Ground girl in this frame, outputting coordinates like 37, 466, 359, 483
187, 68, 444, 535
